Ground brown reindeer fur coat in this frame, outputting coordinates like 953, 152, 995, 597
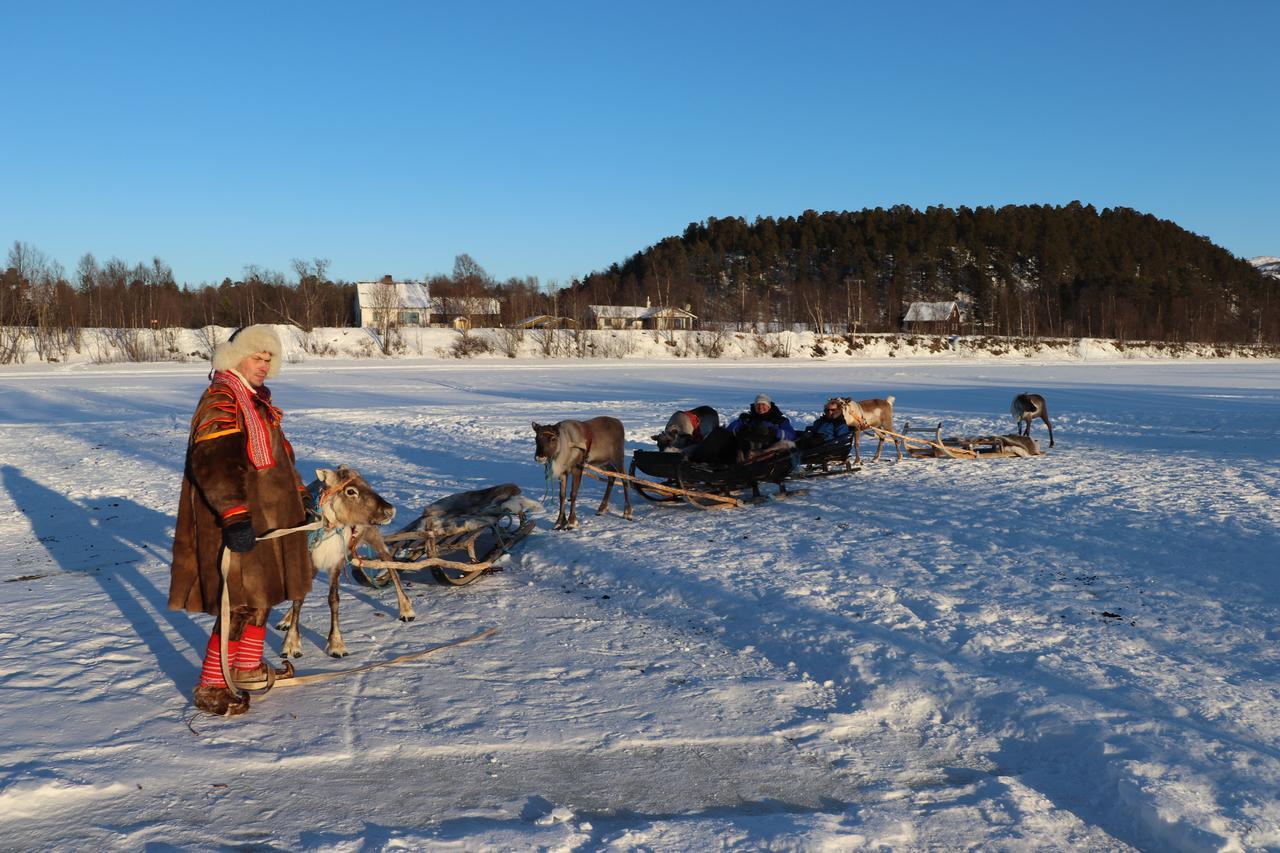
168, 378, 313, 615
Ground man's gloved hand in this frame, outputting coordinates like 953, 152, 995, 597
222, 519, 257, 553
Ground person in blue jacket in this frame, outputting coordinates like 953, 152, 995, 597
725, 394, 796, 461
800, 398, 852, 447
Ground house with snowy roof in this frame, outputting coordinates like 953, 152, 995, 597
588, 301, 697, 331
429, 296, 502, 329
355, 277, 432, 328
902, 301, 963, 334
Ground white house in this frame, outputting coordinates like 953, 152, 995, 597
354, 277, 432, 328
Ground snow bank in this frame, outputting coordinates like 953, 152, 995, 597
2, 324, 1277, 371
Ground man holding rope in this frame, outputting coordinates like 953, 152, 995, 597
168, 325, 313, 716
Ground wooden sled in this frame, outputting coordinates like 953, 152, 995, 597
793, 435, 860, 478
356, 484, 537, 586
889, 421, 1044, 459
594, 447, 800, 512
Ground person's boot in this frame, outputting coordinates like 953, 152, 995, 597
231, 659, 295, 691
193, 684, 250, 716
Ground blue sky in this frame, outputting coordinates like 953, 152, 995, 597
3, 1, 1276, 287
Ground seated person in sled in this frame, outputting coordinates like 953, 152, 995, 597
724, 393, 797, 463
796, 398, 852, 449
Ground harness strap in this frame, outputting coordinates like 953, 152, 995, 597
579, 422, 594, 461
684, 411, 702, 441
218, 519, 323, 700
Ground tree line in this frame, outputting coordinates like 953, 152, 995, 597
568, 203, 1276, 344
3, 203, 1275, 362
0, 246, 559, 362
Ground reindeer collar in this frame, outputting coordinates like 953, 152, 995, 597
316, 474, 358, 527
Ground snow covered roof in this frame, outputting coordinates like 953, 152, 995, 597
355, 280, 431, 310
430, 296, 501, 315
903, 301, 961, 322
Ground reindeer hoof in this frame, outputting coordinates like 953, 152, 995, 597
400, 615, 416, 623
328, 650, 348, 658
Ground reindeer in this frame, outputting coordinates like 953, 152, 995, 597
533, 417, 632, 529
276, 466, 401, 658
854, 396, 903, 463
1011, 393, 1054, 447
832, 396, 903, 464
653, 405, 719, 452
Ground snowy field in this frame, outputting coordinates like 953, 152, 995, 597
1, 357, 1277, 851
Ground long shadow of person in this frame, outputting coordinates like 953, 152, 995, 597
2, 464, 205, 693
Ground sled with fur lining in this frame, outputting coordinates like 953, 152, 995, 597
355, 484, 538, 586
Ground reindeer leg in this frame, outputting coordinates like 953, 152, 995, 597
853, 430, 863, 465
387, 567, 415, 622
596, 466, 615, 516
567, 467, 583, 528
872, 433, 884, 462
555, 474, 568, 529
1043, 414, 1054, 447
325, 567, 348, 658
279, 599, 304, 658
621, 472, 632, 521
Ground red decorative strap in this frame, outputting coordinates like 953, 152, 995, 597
684, 410, 701, 441
210, 371, 277, 470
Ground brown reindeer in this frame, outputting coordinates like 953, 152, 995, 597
276, 466, 400, 658
1011, 393, 1054, 447
533, 417, 632, 529
832, 396, 903, 464
854, 396, 903, 463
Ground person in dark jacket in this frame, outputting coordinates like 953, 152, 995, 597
725, 394, 796, 461
800, 399, 852, 447
169, 325, 312, 717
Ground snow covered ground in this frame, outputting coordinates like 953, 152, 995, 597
1, 356, 1277, 851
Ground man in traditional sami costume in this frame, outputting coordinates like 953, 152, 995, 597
168, 325, 313, 716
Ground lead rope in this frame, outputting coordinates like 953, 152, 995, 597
218, 519, 323, 700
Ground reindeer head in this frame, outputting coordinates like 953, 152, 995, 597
653, 425, 684, 451
315, 466, 395, 528
532, 422, 561, 463
832, 396, 868, 430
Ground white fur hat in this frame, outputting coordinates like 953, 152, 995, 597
212, 325, 283, 378
754, 393, 772, 406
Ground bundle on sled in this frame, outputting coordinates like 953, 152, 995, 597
357, 484, 539, 586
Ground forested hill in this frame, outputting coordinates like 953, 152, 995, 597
570, 203, 1276, 344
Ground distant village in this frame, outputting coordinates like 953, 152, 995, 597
355, 275, 962, 336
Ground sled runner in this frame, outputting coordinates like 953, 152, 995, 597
355, 484, 538, 586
